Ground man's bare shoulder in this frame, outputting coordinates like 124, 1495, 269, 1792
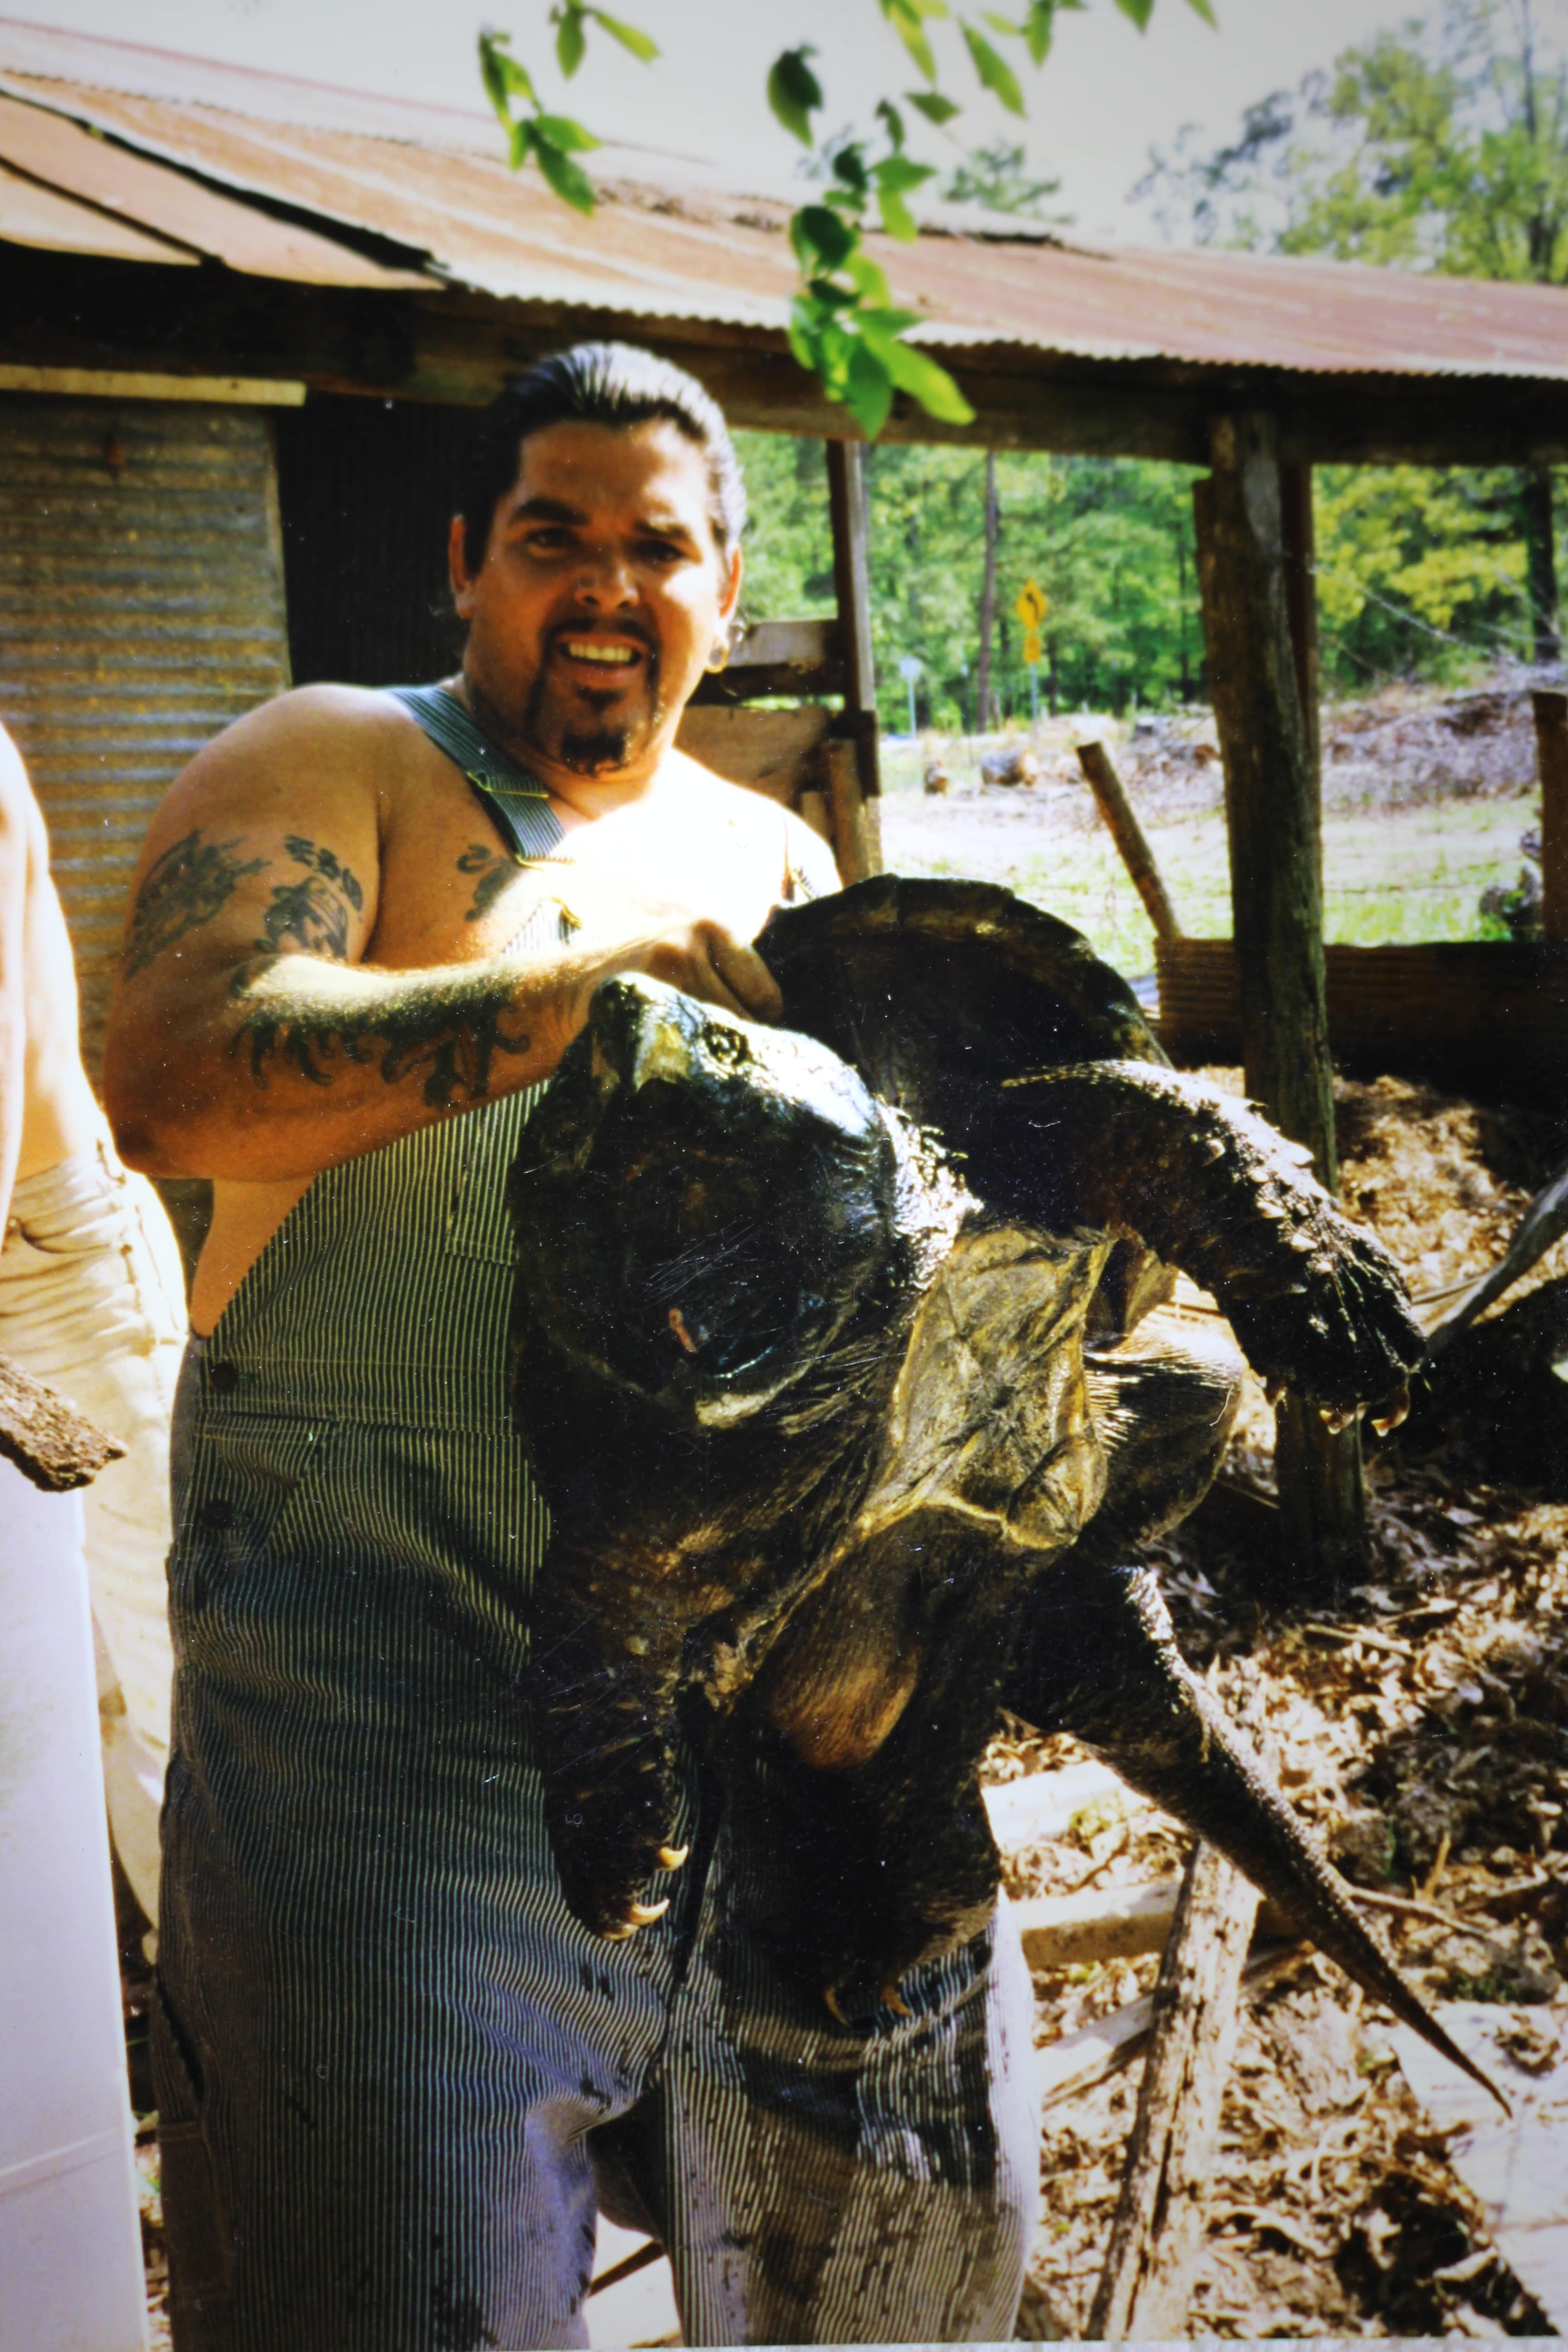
661, 745, 841, 898
184, 683, 428, 789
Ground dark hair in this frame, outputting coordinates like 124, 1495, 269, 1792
458, 341, 747, 575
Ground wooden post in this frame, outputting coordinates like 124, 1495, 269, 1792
1194, 416, 1364, 1588
1087, 1841, 1260, 2342
1534, 689, 1568, 939
825, 439, 882, 875
1279, 461, 1321, 782
1076, 740, 1183, 942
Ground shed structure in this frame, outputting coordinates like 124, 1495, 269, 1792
3, 14, 1567, 1570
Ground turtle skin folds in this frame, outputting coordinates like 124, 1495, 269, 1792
506, 884, 1494, 2103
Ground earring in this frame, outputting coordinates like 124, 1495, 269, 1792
706, 615, 746, 673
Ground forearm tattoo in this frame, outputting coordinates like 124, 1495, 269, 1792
122, 832, 266, 978
229, 959, 533, 1111
256, 838, 366, 961
456, 842, 517, 923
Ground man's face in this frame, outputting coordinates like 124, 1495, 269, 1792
450, 417, 741, 782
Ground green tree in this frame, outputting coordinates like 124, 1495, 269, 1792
1138, 0, 1567, 671
481, 0, 1214, 439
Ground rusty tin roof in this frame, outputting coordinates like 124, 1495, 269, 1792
1, 14, 1565, 386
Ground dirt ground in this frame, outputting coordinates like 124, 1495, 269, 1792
881, 676, 1546, 979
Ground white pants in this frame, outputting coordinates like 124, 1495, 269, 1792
0, 1128, 186, 1924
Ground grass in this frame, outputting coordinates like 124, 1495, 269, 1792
878, 745, 1540, 981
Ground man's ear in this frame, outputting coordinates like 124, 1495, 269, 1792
717, 544, 743, 626
449, 514, 478, 621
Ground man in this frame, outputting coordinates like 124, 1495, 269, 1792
104, 344, 1038, 2351
0, 719, 185, 1930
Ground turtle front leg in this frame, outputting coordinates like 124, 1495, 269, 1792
972, 1062, 1422, 1420
1004, 1560, 1504, 2109
528, 1535, 693, 1940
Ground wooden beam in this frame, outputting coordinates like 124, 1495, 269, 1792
1534, 689, 1568, 941
1076, 740, 1182, 942
1195, 413, 1364, 1586
10, 251, 1568, 466
1087, 1842, 1260, 2343
1279, 461, 1320, 781
825, 438, 882, 872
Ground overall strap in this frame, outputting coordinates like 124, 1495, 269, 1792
386, 683, 567, 864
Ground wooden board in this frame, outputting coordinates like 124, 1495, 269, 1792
1157, 935, 1568, 1102
1392, 2002, 1568, 2332
673, 702, 833, 801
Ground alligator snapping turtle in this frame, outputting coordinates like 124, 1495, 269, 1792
509, 877, 1491, 2099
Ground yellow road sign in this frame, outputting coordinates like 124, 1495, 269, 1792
1015, 578, 1048, 630
1022, 632, 1043, 666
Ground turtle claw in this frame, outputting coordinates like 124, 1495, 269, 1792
823, 1984, 849, 2029
628, 1896, 670, 1926
1372, 1384, 1411, 1436
656, 1842, 690, 1872
880, 1980, 912, 2018
1319, 1402, 1363, 1433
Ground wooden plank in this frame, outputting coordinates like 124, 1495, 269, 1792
1087, 1842, 1260, 2342
823, 737, 879, 883
0, 363, 304, 404
1015, 1877, 1185, 1971
1196, 412, 1362, 1585
1279, 461, 1321, 781
1156, 936, 1568, 1102
825, 440, 882, 812
673, 703, 831, 801
0, 1349, 124, 1491
1076, 740, 1183, 941
8, 253, 1568, 468
686, 615, 846, 705
983, 1762, 1129, 1851
1534, 689, 1568, 941
1391, 2004, 1568, 2333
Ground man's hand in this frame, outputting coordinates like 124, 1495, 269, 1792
554, 879, 784, 1029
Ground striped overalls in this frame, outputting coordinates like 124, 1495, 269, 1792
152, 688, 1039, 2350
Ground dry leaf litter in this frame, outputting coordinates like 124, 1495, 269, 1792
991, 1070, 1568, 2338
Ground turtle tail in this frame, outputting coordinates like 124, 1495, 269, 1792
1004, 1562, 1507, 2114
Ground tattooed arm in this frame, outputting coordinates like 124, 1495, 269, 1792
103, 687, 782, 1185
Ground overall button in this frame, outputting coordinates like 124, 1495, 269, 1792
207, 1360, 240, 1396
196, 1497, 235, 1535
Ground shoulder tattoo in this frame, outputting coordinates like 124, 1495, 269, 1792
256, 837, 367, 961
456, 842, 517, 923
122, 832, 267, 979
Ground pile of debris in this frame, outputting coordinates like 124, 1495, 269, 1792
991, 1069, 1568, 2339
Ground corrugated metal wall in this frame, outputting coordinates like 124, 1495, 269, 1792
0, 394, 292, 1078
274, 395, 470, 690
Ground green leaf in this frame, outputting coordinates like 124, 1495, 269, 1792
791, 202, 858, 271
525, 125, 597, 213
961, 21, 1026, 113
1181, 0, 1218, 23
1112, 0, 1155, 26
907, 89, 961, 124
533, 112, 600, 152
880, 0, 945, 83
587, 7, 659, 61
856, 304, 925, 335
767, 46, 823, 146
845, 248, 892, 304
478, 31, 538, 116
844, 338, 896, 437
863, 331, 976, 423
1022, 3, 1054, 65
982, 12, 1023, 33
875, 98, 906, 151
554, 4, 586, 79
872, 157, 935, 241
833, 143, 871, 195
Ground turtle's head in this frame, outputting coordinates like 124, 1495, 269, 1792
512, 975, 907, 1425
